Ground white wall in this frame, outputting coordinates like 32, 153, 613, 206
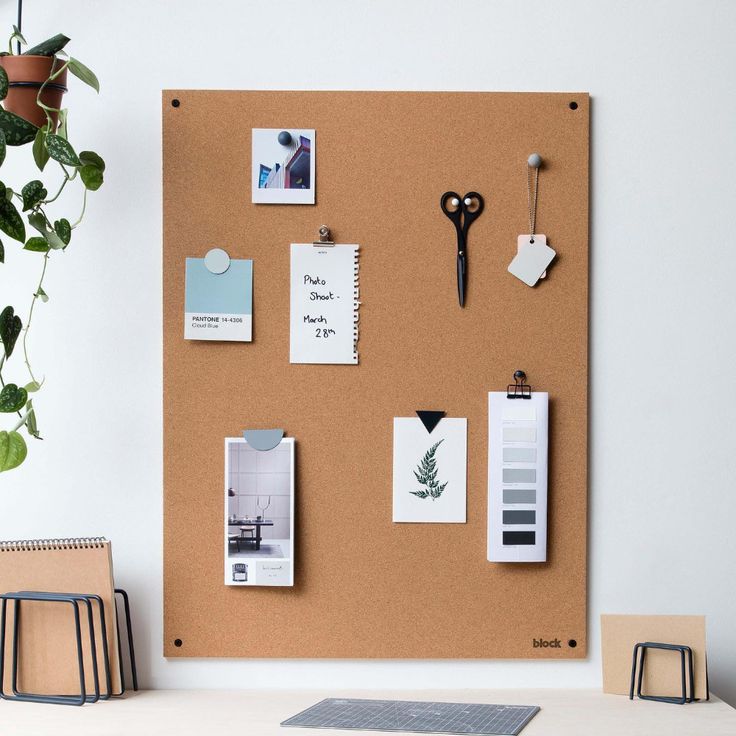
1, 0, 735, 703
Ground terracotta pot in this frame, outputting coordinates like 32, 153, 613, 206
0, 55, 68, 129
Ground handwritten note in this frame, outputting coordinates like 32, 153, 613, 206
290, 243, 359, 364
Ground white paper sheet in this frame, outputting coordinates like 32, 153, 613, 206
393, 417, 467, 523
487, 392, 548, 561
290, 243, 359, 364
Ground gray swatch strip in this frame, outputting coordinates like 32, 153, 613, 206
503, 488, 536, 504
503, 447, 537, 463
503, 468, 537, 483
503, 510, 536, 525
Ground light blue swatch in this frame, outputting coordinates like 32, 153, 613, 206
185, 258, 253, 314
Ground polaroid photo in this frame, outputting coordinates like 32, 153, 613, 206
224, 437, 295, 586
251, 128, 315, 204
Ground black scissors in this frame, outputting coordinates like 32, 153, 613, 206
440, 191, 484, 307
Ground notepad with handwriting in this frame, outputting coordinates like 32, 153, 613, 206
290, 243, 360, 364
0, 538, 121, 696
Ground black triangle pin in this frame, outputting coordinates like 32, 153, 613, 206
416, 410, 446, 434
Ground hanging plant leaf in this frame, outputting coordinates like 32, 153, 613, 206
21, 180, 48, 211
0, 430, 27, 472
0, 384, 28, 412
45, 134, 80, 166
28, 212, 64, 250
25, 399, 40, 438
54, 219, 71, 245
35, 286, 49, 303
80, 164, 103, 191
24, 236, 49, 253
23, 34, 70, 57
0, 66, 7, 101
0, 238, 4, 263
0, 129, 6, 166
79, 150, 105, 172
32, 126, 50, 171
58, 109, 69, 140
0, 306, 22, 358
0, 109, 38, 147
9, 25, 27, 49
4, 187, 12, 202
0, 197, 25, 241
24, 380, 42, 393
67, 57, 99, 93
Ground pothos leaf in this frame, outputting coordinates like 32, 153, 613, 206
0, 109, 39, 146
21, 180, 47, 211
0, 305, 22, 358
79, 150, 105, 172
28, 212, 64, 250
0, 238, 4, 263
67, 57, 99, 92
54, 219, 71, 245
0, 383, 28, 412
80, 164, 103, 191
24, 381, 42, 393
24, 236, 49, 253
0, 65, 8, 101
23, 34, 70, 57
35, 286, 48, 303
0, 196, 25, 241
45, 134, 80, 166
0, 430, 27, 472
25, 399, 40, 439
32, 126, 50, 171
0, 129, 6, 166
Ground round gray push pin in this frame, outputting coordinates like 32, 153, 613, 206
278, 130, 293, 146
527, 152, 543, 168
204, 247, 231, 275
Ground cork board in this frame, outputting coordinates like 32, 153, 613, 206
163, 91, 589, 658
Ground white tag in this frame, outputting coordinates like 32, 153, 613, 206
516, 237, 546, 279
508, 235, 556, 287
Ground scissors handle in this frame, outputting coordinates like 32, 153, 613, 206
460, 191, 484, 234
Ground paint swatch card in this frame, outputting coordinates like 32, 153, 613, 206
290, 243, 359, 364
393, 417, 467, 523
487, 392, 548, 561
184, 257, 253, 341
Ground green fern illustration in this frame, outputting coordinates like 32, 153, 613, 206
409, 439, 448, 500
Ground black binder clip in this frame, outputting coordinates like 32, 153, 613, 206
507, 370, 532, 400
629, 642, 699, 704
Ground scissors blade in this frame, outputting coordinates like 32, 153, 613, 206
457, 252, 466, 307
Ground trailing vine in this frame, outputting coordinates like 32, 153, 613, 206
0, 28, 103, 472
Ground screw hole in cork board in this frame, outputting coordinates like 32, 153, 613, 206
174, 638, 183, 647
569, 101, 578, 110
171, 98, 180, 108
568, 639, 578, 648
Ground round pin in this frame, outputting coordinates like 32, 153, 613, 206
451, 197, 460, 207
528, 152, 543, 168
278, 131, 293, 146
204, 247, 231, 275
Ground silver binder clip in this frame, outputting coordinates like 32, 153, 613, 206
313, 225, 335, 247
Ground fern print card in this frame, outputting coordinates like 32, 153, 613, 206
392, 417, 467, 523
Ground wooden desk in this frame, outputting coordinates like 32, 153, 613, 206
1, 689, 734, 735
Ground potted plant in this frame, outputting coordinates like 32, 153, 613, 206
0, 26, 104, 473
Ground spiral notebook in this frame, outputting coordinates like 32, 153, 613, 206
0, 538, 121, 696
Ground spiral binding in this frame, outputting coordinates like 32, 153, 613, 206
0, 537, 107, 552
353, 246, 361, 363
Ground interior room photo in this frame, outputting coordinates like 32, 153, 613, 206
0, 1, 735, 734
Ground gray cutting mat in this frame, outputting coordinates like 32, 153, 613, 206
281, 698, 540, 736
